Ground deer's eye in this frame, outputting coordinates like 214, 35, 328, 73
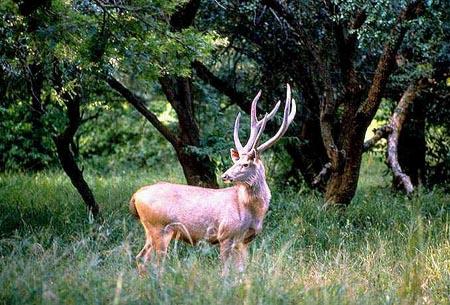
242, 163, 249, 168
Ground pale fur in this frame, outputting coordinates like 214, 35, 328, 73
131, 155, 270, 275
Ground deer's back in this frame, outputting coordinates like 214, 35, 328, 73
132, 182, 239, 230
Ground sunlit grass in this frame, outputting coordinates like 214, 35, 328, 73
0, 157, 449, 304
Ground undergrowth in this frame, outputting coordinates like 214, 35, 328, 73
0, 157, 449, 304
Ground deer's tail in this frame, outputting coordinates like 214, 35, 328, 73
129, 195, 139, 219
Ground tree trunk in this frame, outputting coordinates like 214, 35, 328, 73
324, 124, 366, 204
52, 90, 100, 218
160, 77, 219, 189
107, 76, 218, 189
54, 136, 100, 218
322, 0, 425, 205
386, 81, 427, 194
176, 148, 218, 188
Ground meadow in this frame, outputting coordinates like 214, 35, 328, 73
0, 157, 449, 305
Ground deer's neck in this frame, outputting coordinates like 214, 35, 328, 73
236, 173, 271, 209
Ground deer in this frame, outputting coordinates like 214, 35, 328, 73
129, 84, 296, 275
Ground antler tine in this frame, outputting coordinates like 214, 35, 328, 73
233, 112, 244, 152
257, 84, 296, 153
236, 89, 285, 153
241, 90, 263, 151
250, 90, 262, 127
266, 100, 281, 120
243, 99, 281, 151
252, 113, 268, 150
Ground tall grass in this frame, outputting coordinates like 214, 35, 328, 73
0, 157, 449, 304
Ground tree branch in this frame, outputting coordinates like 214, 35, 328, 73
106, 76, 180, 147
192, 60, 254, 114
312, 162, 332, 186
363, 125, 393, 152
357, 0, 425, 123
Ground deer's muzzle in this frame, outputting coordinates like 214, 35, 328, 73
221, 173, 233, 183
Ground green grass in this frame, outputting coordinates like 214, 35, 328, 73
0, 156, 449, 305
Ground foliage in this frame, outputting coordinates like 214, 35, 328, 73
1, 0, 449, 191
0, 0, 222, 172
1, 2, 449, 302
77, 93, 178, 173
0, 158, 449, 304
0, 102, 54, 170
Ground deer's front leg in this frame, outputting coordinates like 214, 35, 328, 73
234, 242, 248, 273
219, 239, 234, 277
220, 239, 248, 276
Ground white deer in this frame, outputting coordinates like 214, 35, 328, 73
130, 84, 296, 274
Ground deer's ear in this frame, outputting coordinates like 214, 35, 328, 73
230, 148, 240, 163
247, 149, 258, 161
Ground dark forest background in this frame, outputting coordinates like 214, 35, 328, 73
1, 0, 449, 214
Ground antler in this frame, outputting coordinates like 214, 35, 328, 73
233, 84, 296, 154
257, 84, 296, 153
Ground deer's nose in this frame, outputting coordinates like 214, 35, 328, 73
221, 173, 232, 182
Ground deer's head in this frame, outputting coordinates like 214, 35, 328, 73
221, 84, 296, 186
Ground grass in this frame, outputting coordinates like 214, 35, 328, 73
0, 156, 449, 305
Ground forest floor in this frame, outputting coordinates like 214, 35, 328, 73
0, 157, 449, 305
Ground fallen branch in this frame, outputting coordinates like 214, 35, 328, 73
363, 125, 393, 152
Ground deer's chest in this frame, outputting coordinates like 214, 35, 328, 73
217, 204, 266, 241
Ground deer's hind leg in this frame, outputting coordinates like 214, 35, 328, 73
136, 223, 174, 275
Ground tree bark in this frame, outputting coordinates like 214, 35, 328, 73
387, 80, 428, 194
324, 126, 366, 205
176, 149, 217, 188
53, 93, 100, 218
54, 136, 100, 218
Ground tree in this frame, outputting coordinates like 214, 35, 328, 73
0, 0, 101, 217
318, 1, 426, 204
196, 0, 442, 205
92, 0, 219, 188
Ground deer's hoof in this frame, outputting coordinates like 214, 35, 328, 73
137, 263, 148, 277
